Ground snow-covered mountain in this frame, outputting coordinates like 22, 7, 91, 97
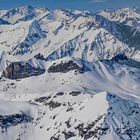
0, 5, 49, 24
0, 5, 140, 140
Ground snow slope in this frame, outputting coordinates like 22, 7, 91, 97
0, 5, 140, 140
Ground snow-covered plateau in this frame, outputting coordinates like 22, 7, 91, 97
0, 5, 140, 140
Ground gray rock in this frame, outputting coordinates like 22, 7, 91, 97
2, 62, 45, 79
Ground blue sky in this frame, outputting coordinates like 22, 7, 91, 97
0, 0, 140, 13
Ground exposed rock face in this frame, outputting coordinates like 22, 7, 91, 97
48, 60, 81, 73
0, 18, 10, 25
34, 53, 45, 60
113, 54, 128, 61
2, 62, 45, 79
69, 91, 82, 96
0, 113, 33, 129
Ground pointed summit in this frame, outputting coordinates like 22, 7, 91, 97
0, 5, 49, 24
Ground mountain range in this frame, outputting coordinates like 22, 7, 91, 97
0, 5, 140, 140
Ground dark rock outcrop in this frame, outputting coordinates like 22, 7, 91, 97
75, 115, 108, 139
2, 62, 45, 79
48, 60, 81, 73
35, 96, 51, 103
0, 18, 10, 25
45, 101, 61, 109
69, 91, 81, 96
113, 54, 128, 61
34, 53, 45, 60
62, 131, 76, 139
0, 113, 33, 129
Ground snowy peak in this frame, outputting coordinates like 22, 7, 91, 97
0, 5, 49, 24
0, 6, 140, 61
98, 7, 140, 26
95, 8, 140, 53
0, 20, 46, 57
12, 20, 46, 56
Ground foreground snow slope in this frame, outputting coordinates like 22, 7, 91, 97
0, 5, 140, 140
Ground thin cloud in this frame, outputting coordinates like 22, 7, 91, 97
91, 0, 106, 3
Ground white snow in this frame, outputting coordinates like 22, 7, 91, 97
0, 5, 139, 140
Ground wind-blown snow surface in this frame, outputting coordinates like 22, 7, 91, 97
0, 5, 140, 140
